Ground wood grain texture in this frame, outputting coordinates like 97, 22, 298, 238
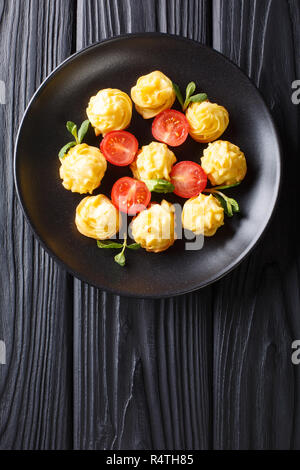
74, 287, 213, 449
74, 0, 213, 450
212, 0, 300, 449
0, 0, 74, 449
76, 0, 211, 48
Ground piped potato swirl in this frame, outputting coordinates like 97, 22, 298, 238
182, 193, 224, 237
201, 140, 247, 186
59, 144, 107, 194
87, 88, 132, 136
186, 101, 229, 143
131, 200, 176, 253
75, 194, 121, 240
131, 71, 176, 119
130, 141, 176, 182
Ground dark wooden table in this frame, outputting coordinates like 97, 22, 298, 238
1, 0, 300, 450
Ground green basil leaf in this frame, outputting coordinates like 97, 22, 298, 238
225, 199, 234, 217
114, 252, 126, 266
172, 82, 184, 108
189, 93, 208, 103
186, 81, 196, 100
66, 121, 78, 140
214, 193, 233, 217
127, 243, 141, 250
66, 121, 76, 133
214, 193, 226, 210
145, 179, 175, 193
97, 240, 123, 249
58, 141, 76, 159
145, 180, 157, 192
78, 120, 90, 143
228, 198, 240, 213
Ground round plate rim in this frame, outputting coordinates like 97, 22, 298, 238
14, 32, 282, 298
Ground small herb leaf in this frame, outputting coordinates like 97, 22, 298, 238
127, 243, 141, 250
78, 120, 90, 144
225, 199, 234, 217
228, 198, 240, 213
186, 82, 196, 100
66, 121, 78, 141
204, 182, 240, 217
66, 121, 76, 133
214, 193, 239, 217
214, 194, 228, 214
145, 179, 175, 194
218, 195, 233, 217
189, 93, 208, 103
58, 141, 76, 159
114, 252, 126, 266
97, 240, 123, 249
172, 82, 184, 108
173, 79, 209, 110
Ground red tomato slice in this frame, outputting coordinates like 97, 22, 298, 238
170, 161, 207, 198
100, 131, 138, 166
152, 109, 189, 147
111, 177, 151, 215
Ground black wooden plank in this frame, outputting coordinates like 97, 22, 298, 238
212, 0, 300, 449
74, 0, 213, 450
0, 0, 74, 449
76, 0, 211, 46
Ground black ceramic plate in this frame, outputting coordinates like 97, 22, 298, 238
14, 34, 281, 298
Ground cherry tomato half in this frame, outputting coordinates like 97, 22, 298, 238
152, 109, 189, 147
170, 161, 207, 198
111, 177, 151, 215
100, 131, 138, 166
